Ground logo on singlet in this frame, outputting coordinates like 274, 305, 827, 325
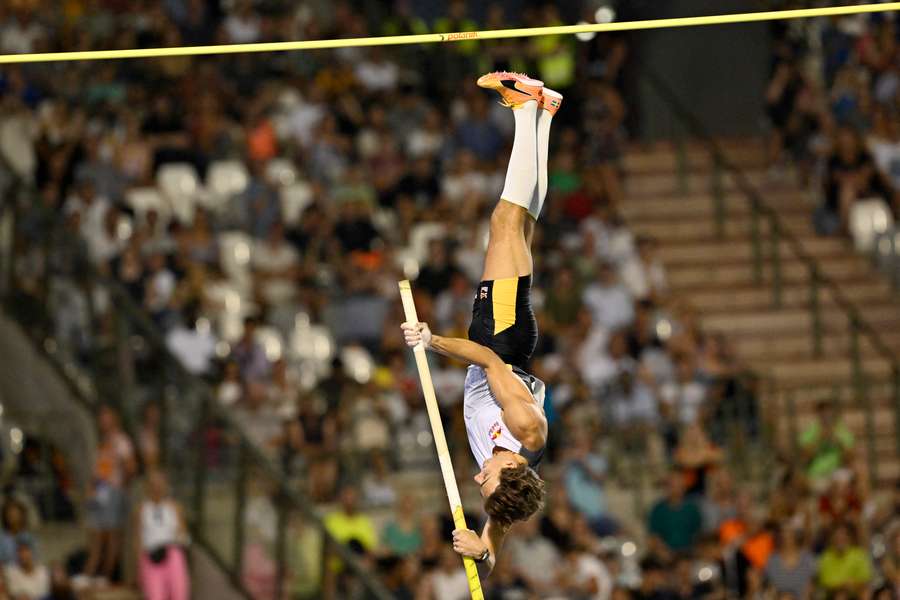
480, 287, 488, 300
489, 422, 502, 440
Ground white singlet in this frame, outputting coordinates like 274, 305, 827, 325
462, 365, 546, 471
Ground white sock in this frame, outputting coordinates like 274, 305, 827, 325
529, 107, 553, 220
499, 100, 538, 211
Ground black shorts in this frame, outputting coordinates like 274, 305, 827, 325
467, 274, 538, 370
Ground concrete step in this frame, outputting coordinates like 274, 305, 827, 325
701, 306, 900, 338
667, 256, 874, 289
655, 237, 854, 267
749, 357, 894, 385
625, 168, 772, 197
734, 329, 900, 362
629, 212, 814, 242
685, 281, 893, 314
620, 191, 811, 221
622, 139, 769, 174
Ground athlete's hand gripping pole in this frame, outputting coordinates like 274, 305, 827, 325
398, 280, 484, 600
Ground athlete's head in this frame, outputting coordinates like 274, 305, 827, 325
474, 451, 545, 528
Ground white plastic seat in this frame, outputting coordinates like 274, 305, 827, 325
254, 325, 284, 362
156, 163, 200, 224
125, 187, 168, 222
340, 345, 374, 384
218, 230, 254, 278
280, 181, 313, 226
265, 158, 297, 187
207, 160, 250, 200
850, 197, 893, 252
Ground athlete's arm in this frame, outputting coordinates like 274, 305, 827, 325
402, 321, 499, 367
401, 322, 547, 449
452, 518, 508, 578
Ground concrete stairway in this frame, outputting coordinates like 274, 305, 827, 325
620, 139, 900, 485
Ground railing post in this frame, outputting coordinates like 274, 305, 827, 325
751, 199, 763, 284
894, 365, 900, 458
809, 265, 822, 358
786, 389, 799, 460
192, 393, 210, 537
233, 440, 248, 575
849, 316, 877, 483
275, 486, 289, 600
675, 125, 689, 195
770, 217, 783, 308
713, 155, 726, 239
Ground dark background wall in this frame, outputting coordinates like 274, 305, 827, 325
623, 0, 773, 139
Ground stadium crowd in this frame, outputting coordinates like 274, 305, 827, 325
764, 1, 900, 235
0, 0, 898, 598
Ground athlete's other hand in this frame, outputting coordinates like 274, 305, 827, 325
452, 528, 487, 559
401, 321, 432, 349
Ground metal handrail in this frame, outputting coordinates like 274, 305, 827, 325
644, 68, 898, 364
642, 67, 899, 479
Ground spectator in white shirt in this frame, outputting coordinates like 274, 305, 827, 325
144, 252, 176, 318
556, 542, 613, 600
4, 543, 49, 600
1, 8, 45, 54
583, 262, 635, 331
165, 305, 217, 376
223, 0, 261, 43
620, 236, 668, 301
64, 178, 111, 249
868, 107, 900, 190
354, 49, 400, 94
252, 221, 299, 309
660, 352, 709, 433
508, 517, 560, 594
418, 547, 469, 600
85, 204, 124, 268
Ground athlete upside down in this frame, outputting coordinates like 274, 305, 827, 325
401, 71, 562, 578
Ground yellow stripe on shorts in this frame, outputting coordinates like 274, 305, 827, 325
492, 277, 518, 335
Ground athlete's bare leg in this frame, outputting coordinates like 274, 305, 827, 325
477, 74, 560, 282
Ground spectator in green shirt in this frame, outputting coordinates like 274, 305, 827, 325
381, 495, 423, 557
818, 522, 873, 595
799, 401, 855, 482
648, 471, 703, 557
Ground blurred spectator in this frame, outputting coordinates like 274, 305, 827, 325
555, 541, 613, 600
324, 487, 377, 556
673, 422, 723, 497
563, 431, 619, 537
231, 317, 270, 383
360, 451, 397, 508
0, 500, 36, 566
799, 401, 855, 484
648, 471, 703, 558
4, 543, 49, 600
381, 495, 422, 557
817, 522, 873, 595
252, 221, 300, 314
822, 126, 896, 232
507, 517, 559, 594
135, 471, 189, 600
415, 239, 460, 298
165, 304, 217, 377
619, 236, 667, 302
417, 546, 468, 600
659, 353, 708, 436
83, 405, 137, 583
763, 525, 817, 599
583, 262, 634, 332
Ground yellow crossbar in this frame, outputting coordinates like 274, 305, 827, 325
0, 3, 898, 64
